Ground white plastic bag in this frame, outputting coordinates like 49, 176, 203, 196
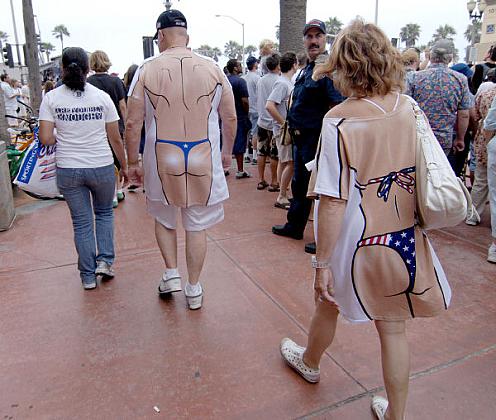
13, 138, 60, 198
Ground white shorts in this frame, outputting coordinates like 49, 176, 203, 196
147, 199, 224, 231
274, 130, 293, 163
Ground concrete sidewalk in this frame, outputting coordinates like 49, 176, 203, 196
1, 175, 495, 419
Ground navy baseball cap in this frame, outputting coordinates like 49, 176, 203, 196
246, 56, 258, 67
153, 10, 187, 40
303, 19, 326, 36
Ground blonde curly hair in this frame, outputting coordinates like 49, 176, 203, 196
313, 19, 404, 97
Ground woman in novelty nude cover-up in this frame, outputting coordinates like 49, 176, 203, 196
279, 19, 451, 420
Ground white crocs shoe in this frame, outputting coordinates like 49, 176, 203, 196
158, 274, 182, 295
280, 338, 320, 383
371, 396, 388, 420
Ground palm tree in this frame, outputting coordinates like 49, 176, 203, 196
40, 42, 55, 62
431, 24, 456, 43
464, 21, 481, 44
52, 24, 70, 52
0, 30, 8, 45
279, 0, 307, 53
325, 17, 343, 46
245, 45, 257, 57
400, 23, 421, 48
194, 45, 222, 62
224, 40, 243, 60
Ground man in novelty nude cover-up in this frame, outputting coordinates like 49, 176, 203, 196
125, 10, 236, 310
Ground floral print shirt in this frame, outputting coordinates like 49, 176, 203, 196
473, 87, 496, 166
406, 64, 474, 151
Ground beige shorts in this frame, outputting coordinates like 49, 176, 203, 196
147, 199, 224, 231
274, 130, 293, 163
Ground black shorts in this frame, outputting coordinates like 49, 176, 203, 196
257, 125, 278, 159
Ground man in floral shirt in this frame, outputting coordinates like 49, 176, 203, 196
407, 39, 474, 155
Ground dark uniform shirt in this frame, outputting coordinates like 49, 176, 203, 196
288, 60, 344, 131
227, 73, 249, 120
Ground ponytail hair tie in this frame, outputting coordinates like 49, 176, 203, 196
68, 62, 78, 69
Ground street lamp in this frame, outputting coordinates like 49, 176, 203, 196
467, 0, 486, 20
215, 14, 245, 72
467, 1, 486, 62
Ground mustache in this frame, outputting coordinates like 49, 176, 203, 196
309, 44, 319, 49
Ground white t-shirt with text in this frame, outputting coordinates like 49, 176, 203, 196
39, 83, 119, 168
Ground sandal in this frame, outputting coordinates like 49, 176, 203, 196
274, 200, 290, 210
268, 184, 280, 192
371, 396, 388, 420
280, 338, 320, 383
257, 180, 269, 190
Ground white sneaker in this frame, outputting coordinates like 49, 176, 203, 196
95, 260, 114, 280
184, 287, 203, 310
82, 277, 97, 290
280, 338, 320, 383
371, 396, 388, 420
465, 206, 481, 226
158, 274, 182, 295
488, 243, 496, 263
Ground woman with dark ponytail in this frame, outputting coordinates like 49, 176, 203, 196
39, 47, 128, 290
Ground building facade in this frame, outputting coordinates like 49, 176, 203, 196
478, 0, 496, 61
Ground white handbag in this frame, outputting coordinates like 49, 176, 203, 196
408, 97, 472, 230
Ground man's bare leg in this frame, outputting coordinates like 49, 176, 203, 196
270, 158, 278, 186
278, 161, 293, 202
258, 155, 267, 183
185, 230, 207, 285
155, 220, 177, 268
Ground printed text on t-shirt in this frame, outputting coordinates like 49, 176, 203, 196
55, 106, 104, 122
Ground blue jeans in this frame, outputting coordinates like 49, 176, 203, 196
57, 164, 116, 283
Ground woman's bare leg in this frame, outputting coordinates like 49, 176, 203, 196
375, 320, 410, 420
302, 301, 339, 368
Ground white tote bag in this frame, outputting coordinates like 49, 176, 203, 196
13, 138, 60, 198
408, 97, 472, 230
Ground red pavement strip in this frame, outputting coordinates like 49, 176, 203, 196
1, 177, 495, 419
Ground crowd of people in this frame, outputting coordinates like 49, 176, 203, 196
2, 8, 496, 420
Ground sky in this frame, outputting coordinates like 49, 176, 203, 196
1, 0, 473, 76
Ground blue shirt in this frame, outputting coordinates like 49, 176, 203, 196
227, 74, 249, 120
288, 60, 344, 130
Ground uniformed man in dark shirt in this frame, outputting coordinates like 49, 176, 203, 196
272, 19, 344, 253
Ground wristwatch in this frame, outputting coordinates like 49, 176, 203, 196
311, 255, 329, 269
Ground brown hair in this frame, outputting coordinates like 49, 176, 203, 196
313, 19, 404, 97
44, 80, 55, 93
401, 48, 420, 66
89, 50, 112, 73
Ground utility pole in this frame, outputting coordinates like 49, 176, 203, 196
22, 0, 42, 114
9, 0, 22, 65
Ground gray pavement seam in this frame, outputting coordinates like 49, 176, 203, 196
296, 343, 496, 418
435, 228, 489, 251
210, 234, 369, 394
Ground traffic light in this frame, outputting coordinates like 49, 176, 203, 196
2, 43, 14, 68
142, 36, 154, 59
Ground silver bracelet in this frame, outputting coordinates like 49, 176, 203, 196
311, 255, 330, 269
